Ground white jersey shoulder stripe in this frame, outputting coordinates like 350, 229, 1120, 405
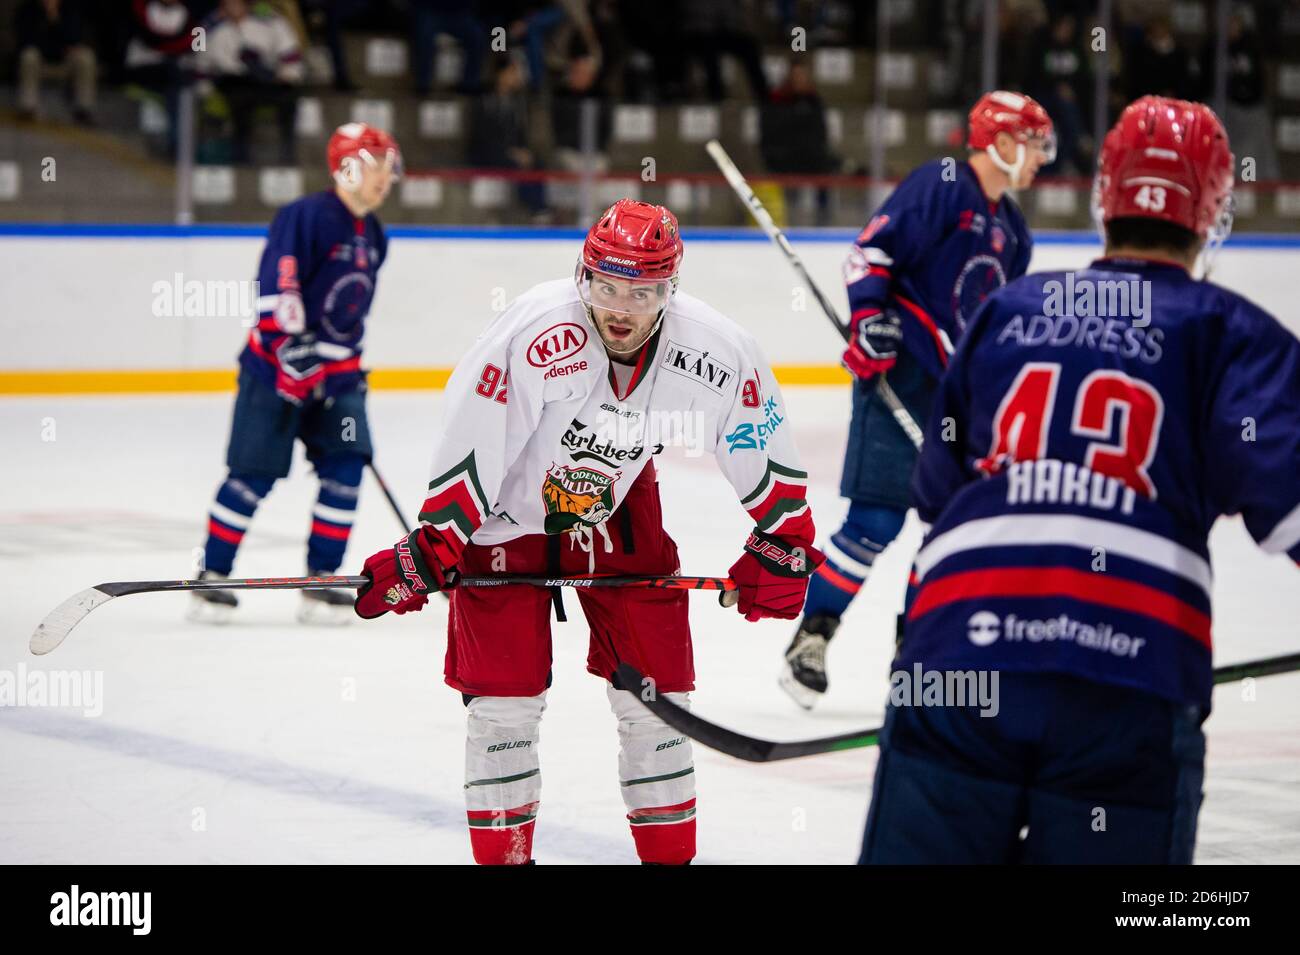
914, 513, 1213, 595
1260, 499, 1300, 554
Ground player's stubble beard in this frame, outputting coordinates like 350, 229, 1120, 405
592, 307, 658, 362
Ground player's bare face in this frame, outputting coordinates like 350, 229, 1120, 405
588, 275, 664, 355
357, 164, 395, 211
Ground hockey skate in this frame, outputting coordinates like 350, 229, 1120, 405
186, 570, 238, 624
779, 614, 840, 709
296, 571, 355, 626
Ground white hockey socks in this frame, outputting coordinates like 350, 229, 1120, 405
607, 683, 697, 864
464, 693, 545, 865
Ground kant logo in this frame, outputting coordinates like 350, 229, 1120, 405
541, 463, 618, 534
527, 322, 588, 367
661, 340, 736, 394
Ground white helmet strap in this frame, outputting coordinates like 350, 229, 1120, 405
986, 141, 1026, 191
333, 147, 396, 192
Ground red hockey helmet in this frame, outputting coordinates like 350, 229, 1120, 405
576, 200, 684, 352
1094, 95, 1234, 240
328, 122, 403, 189
580, 199, 684, 281
968, 90, 1056, 180
968, 91, 1055, 150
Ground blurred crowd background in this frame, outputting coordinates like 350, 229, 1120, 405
2, 0, 1299, 228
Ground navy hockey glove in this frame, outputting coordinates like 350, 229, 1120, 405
842, 309, 901, 379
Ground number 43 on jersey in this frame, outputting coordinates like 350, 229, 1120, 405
976, 362, 1165, 499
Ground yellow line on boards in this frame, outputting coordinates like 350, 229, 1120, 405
0, 365, 848, 395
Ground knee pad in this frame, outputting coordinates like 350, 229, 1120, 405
464, 693, 547, 811
464, 693, 547, 864
606, 684, 696, 810
826, 503, 907, 574
317, 449, 369, 488
223, 472, 275, 504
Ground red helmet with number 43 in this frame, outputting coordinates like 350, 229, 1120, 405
327, 122, 403, 189
1095, 96, 1234, 240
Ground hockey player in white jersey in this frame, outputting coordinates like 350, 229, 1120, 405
352, 199, 822, 864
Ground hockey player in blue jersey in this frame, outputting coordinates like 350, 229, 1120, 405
781, 91, 1056, 707
190, 122, 402, 624
860, 96, 1300, 864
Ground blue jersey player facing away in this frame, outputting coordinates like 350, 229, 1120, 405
861, 96, 1300, 864
190, 123, 402, 624
782, 92, 1057, 707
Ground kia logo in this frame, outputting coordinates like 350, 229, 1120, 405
527, 322, 588, 368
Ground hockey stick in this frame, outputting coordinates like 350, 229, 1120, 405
617, 650, 1300, 763
705, 140, 926, 450
29, 573, 736, 656
450, 573, 735, 592
367, 460, 412, 535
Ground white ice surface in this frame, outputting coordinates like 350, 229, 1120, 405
1, 389, 1297, 864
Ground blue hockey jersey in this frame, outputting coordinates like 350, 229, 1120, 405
240, 190, 387, 399
903, 257, 1300, 709
844, 159, 1032, 378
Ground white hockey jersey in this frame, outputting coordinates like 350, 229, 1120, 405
416, 278, 814, 561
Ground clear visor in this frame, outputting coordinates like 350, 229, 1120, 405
359, 146, 403, 181
575, 262, 674, 318
1027, 130, 1057, 165
1199, 191, 1235, 278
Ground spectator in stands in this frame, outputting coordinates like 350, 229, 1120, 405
1125, 16, 1195, 101
409, 0, 486, 95
760, 60, 836, 225
680, 0, 768, 102
468, 56, 550, 220
616, 0, 686, 102
1027, 11, 1091, 174
502, 0, 603, 90
15, 0, 97, 125
551, 53, 611, 170
580, 0, 623, 98
125, 0, 200, 156
1214, 10, 1280, 181
201, 0, 304, 164
299, 0, 371, 91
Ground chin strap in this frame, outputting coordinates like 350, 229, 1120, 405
985, 142, 1026, 192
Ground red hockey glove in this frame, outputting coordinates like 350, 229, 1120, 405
354, 528, 451, 620
842, 309, 901, 380
274, 339, 326, 405
724, 530, 824, 622
275, 365, 326, 405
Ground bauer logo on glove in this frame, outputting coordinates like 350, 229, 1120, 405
726, 529, 825, 622
396, 539, 429, 593
744, 531, 814, 575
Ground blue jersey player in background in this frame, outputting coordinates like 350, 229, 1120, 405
782, 92, 1056, 707
862, 96, 1300, 864
190, 122, 402, 625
